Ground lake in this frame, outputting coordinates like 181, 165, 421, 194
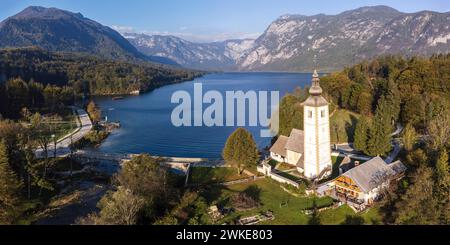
95, 72, 312, 158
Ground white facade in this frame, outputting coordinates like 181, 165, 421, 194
270, 151, 285, 163
301, 71, 332, 179
286, 150, 301, 166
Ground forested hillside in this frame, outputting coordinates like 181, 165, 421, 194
0, 47, 202, 118
277, 54, 450, 224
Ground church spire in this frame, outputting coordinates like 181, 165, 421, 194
309, 69, 323, 96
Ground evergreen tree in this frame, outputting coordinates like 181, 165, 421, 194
353, 116, 370, 152
356, 91, 372, 116
223, 128, 259, 175
367, 96, 393, 156
402, 124, 418, 152
0, 140, 24, 224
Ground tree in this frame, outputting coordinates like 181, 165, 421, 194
87, 101, 102, 124
278, 95, 303, 136
222, 128, 259, 175
401, 97, 426, 128
95, 186, 145, 225
402, 124, 418, 152
116, 154, 173, 219
405, 148, 428, 168
153, 215, 179, 225
366, 97, 393, 156
0, 140, 24, 224
393, 166, 439, 224
5, 78, 29, 118
29, 113, 54, 196
353, 116, 370, 152
427, 111, 450, 151
435, 150, 449, 204
0, 120, 27, 178
356, 91, 373, 116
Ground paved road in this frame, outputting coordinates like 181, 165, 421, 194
36, 108, 93, 158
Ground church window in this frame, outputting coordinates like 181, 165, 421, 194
308, 110, 312, 118
321, 110, 325, 118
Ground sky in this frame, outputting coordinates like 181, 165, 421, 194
1, 0, 450, 42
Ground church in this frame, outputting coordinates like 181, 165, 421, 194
270, 70, 332, 180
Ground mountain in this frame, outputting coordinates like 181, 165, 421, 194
125, 6, 450, 71
239, 6, 450, 71
125, 33, 254, 70
0, 6, 177, 65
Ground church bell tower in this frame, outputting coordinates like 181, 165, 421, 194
303, 70, 332, 179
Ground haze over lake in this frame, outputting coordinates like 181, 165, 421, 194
95, 72, 312, 158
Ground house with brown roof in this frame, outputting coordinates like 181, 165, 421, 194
332, 157, 406, 206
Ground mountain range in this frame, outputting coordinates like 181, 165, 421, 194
0, 6, 177, 65
1, 6, 449, 72
125, 6, 450, 71
124, 33, 255, 71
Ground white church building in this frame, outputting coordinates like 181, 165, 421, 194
270, 70, 332, 180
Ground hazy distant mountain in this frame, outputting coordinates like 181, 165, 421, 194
126, 6, 450, 71
239, 6, 450, 71
125, 33, 254, 70
0, 6, 178, 65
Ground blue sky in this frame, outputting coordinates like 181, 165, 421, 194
1, 0, 450, 42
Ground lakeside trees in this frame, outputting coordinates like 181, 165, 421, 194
1, 77, 75, 119
86, 101, 101, 125
223, 128, 260, 175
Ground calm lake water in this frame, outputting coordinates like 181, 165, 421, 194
95, 72, 312, 158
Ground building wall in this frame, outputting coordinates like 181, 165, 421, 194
286, 150, 301, 166
303, 102, 332, 179
270, 152, 285, 163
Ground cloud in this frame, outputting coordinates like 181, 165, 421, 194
111, 24, 260, 43
111, 25, 136, 33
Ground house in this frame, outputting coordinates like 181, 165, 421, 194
332, 157, 406, 206
269, 129, 304, 172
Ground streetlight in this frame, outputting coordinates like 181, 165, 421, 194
51, 134, 56, 158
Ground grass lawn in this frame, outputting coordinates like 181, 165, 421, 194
189, 167, 246, 185
191, 164, 382, 225
276, 162, 296, 171
330, 109, 360, 144
319, 205, 383, 225
206, 179, 335, 225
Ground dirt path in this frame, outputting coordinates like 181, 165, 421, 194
35, 181, 108, 225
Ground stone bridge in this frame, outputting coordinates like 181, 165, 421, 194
73, 150, 221, 175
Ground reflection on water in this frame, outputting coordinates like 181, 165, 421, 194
95, 72, 312, 158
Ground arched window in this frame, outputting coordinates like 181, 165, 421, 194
308, 110, 313, 118
321, 110, 325, 118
